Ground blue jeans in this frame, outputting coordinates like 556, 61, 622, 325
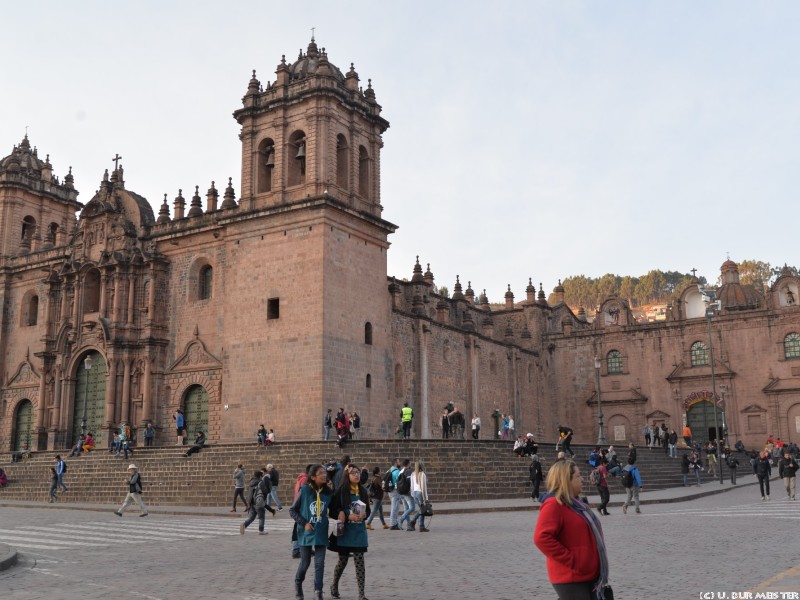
296, 545, 326, 593
366, 498, 385, 525
389, 490, 401, 526
57, 472, 68, 492
324, 426, 331, 441
399, 494, 416, 527
243, 506, 265, 532
669, 444, 677, 458
267, 486, 282, 510
410, 490, 426, 528
694, 469, 702, 484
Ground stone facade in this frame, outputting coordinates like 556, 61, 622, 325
2, 39, 800, 452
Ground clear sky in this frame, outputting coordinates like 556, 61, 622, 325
2, 2, 797, 303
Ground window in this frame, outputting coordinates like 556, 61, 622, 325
785, 333, 800, 359
336, 134, 348, 190
288, 131, 306, 187
267, 298, 280, 320
365, 374, 371, 388
83, 269, 101, 314
21, 215, 36, 242
257, 138, 275, 193
364, 322, 373, 345
690, 341, 708, 367
27, 295, 38, 326
358, 145, 369, 198
48, 222, 59, 244
607, 350, 623, 374
199, 265, 213, 300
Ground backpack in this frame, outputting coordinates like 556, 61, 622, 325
61, 461, 67, 473
253, 482, 266, 510
383, 469, 396, 493
589, 468, 601, 486
621, 468, 634, 488
397, 468, 412, 495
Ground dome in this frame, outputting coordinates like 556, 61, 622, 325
289, 38, 345, 82
717, 282, 761, 311
0, 135, 46, 175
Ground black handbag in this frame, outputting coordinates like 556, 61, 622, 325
601, 585, 614, 600
327, 532, 338, 551
420, 500, 433, 517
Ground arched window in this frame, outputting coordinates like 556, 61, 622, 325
27, 295, 38, 326
288, 131, 306, 187
83, 269, 101, 314
690, 341, 708, 366
358, 146, 369, 198
366, 373, 372, 388
21, 215, 36, 242
48, 222, 59, 244
199, 265, 213, 300
336, 134, 349, 190
364, 322, 373, 345
257, 138, 275, 193
607, 350, 623, 374
785, 333, 800, 359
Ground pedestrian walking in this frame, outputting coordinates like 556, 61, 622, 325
231, 464, 247, 512
409, 462, 430, 532
55, 455, 68, 493
556, 425, 575, 457
727, 454, 739, 485
471, 414, 481, 439
530, 454, 544, 501
173, 409, 185, 445
534, 459, 612, 600
756, 450, 772, 501
595, 461, 610, 516
622, 456, 643, 514
241, 470, 271, 534
48, 466, 58, 502
143, 422, 155, 447
324, 409, 333, 441
289, 464, 333, 600
265, 464, 284, 511
779, 450, 798, 500
114, 464, 148, 517
365, 466, 388, 530
329, 464, 371, 600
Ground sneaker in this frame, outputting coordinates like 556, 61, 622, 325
390, 525, 400, 530
278, 507, 283, 511
767, 496, 771, 500
114, 511, 122, 517
240, 523, 245, 535
419, 527, 430, 532
635, 510, 641, 514
230, 509, 237, 513
366, 524, 374, 530
292, 553, 301, 559
622, 505, 627, 514
140, 513, 148, 517
762, 496, 766, 501
382, 524, 389, 529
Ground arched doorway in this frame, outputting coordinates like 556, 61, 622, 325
686, 398, 724, 443
787, 402, 800, 444
13, 399, 33, 451
70, 351, 107, 445
183, 385, 209, 442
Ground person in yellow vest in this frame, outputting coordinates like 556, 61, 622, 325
400, 403, 414, 439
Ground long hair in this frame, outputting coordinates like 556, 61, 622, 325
307, 464, 326, 491
333, 463, 367, 508
414, 461, 425, 486
545, 459, 578, 506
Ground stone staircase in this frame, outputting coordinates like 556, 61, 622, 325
0, 440, 750, 507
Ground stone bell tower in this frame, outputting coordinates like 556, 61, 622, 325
233, 36, 389, 214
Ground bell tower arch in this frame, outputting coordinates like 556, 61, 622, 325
234, 37, 389, 214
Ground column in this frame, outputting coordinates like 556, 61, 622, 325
141, 353, 152, 426
99, 270, 108, 317
72, 279, 81, 324
112, 268, 122, 323
35, 364, 47, 429
104, 358, 117, 426
147, 265, 156, 324
470, 338, 479, 417
121, 358, 131, 423
418, 322, 430, 438
127, 272, 136, 326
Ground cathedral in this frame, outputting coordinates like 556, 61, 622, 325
2, 39, 800, 452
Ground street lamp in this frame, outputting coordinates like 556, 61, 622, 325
80, 355, 93, 437
701, 291, 724, 485
594, 357, 606, 445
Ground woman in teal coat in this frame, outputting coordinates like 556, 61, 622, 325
289, 464, 333, 600
329, 464, 371, 600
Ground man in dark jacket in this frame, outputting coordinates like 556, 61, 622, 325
756, 450, 772, 500
265, 464, 283, 511
557, 425, 574, 456
779, 450, 798, 500
529, 455, 543, 501
627, 442, 638, 465
241, 471, 271, 534
727, 454, 740, 485
184, 431, 206, 457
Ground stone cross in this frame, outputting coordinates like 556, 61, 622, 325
112, 154, 123, 170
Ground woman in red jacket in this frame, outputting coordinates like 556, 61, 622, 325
533, 460, 612, 600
